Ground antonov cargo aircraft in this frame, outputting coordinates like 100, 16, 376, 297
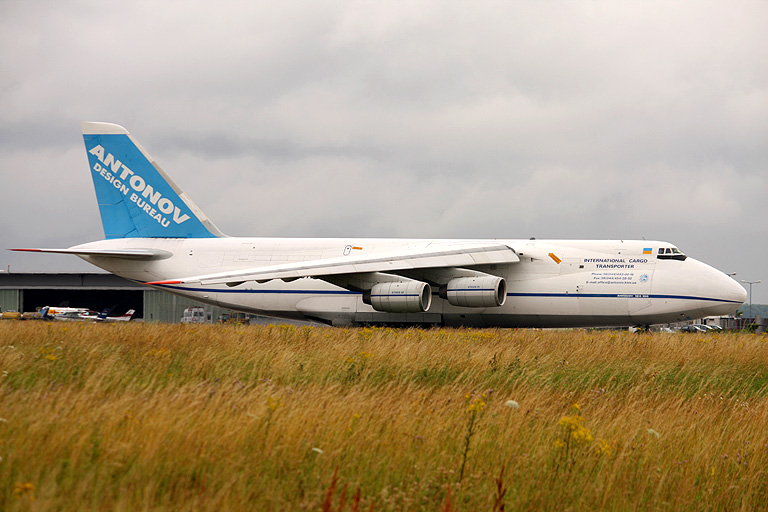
14, 122, 747, 327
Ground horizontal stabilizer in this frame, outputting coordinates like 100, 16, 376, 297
11, 248, 172, 260
147, 243, 519, 286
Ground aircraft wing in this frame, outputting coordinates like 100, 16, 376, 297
11, 248, 172, 260
147, 242, 519, 287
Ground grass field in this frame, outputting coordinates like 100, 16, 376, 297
1, 322, 767, 511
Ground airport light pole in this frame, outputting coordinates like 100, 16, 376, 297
740, 280, 761, 321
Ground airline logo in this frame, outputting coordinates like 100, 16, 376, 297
643, 248, 652, 254
88, 144, 190, 228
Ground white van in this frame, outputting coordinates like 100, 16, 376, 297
181, 307, 207, 324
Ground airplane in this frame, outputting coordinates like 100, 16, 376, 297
13, 122, 747, 328
41, 306, 105, 321
40, 306, 92, 319
41, 306, 136, 322
98, 309, 136, 322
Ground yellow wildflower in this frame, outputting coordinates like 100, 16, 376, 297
347, 413, 361, 432
559, 415, 593, 444
468, 397, 486, 412
266, 396, 282, 411
571, 426, 593, 443
559, 415, 584, 429
145, 348, 170, 357
594, 439, 614, 456
13, 482, 35, 500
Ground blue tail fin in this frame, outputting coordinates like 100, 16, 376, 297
81, 122, 223, 239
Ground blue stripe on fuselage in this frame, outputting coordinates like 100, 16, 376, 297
147, 284, 742, 304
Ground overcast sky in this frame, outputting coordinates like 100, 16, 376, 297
1, 1, 766, 304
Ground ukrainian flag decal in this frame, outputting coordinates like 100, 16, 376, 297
643, 247, 652, 254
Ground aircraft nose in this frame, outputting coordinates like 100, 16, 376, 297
698, 264, 747, 316
728, 278, 748, 305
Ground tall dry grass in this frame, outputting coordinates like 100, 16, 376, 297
1, 322, 767, 510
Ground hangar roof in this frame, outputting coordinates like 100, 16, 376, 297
0, 272, 147, 290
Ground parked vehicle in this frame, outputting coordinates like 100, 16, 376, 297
680, 324, 708, 333
181, 307, 207, 324
679, 324, 723, 333
219, 311, 250, 324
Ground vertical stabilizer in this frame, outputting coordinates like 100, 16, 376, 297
81, 122, 224, 239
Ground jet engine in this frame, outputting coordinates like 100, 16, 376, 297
439, 276, 507, 307
363, 281, 432, 313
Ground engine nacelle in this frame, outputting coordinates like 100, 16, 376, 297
363, 281, 432, 313
440, 276, 507, 307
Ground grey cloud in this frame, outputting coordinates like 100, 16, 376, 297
1, 0, 766, 302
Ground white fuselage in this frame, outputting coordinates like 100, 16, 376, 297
71, 237, 746, 327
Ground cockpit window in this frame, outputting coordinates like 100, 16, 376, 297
657, 246, 687, 261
